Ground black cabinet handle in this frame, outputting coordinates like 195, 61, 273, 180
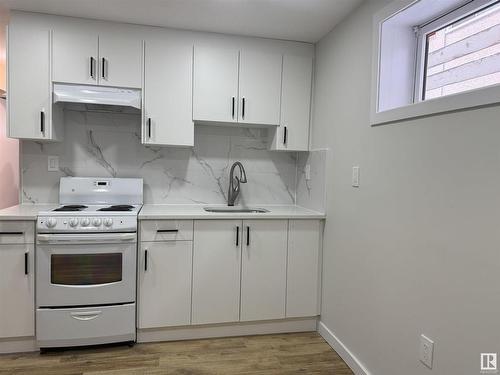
101, 57, 106, 79
0, 232, 23, 235
144, 249, 148, 271
236, 226, 239, 246
40, 111, 45, 134
246, 226, 250, 246
24, 252, 28, 275
147, 118, 152, 139
232, 97, 235, 119
90, 57, 95, 79
157, 229, 179, 233
242, 97, 245, 119
283, 126, 288, 145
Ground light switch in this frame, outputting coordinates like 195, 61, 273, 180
352, 166, 360, 187
48, 156, 59, 172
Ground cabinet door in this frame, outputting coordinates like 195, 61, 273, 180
286, 220, 321, 318
138, 241, 192, 328
272, 55, 313, 151
192, 220, 241, 324
0, 244, 34, 338
98, 32, 143, 88
238, 50, 282, 126
8, 24, 52, 140
240, 220, 287, 321
53, 28, 98, 85
144, 40, 193, 146
193, 46, 239, 123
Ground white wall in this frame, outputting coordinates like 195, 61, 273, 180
313, 0, 500, 374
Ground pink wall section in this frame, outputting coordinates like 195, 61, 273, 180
0, 102, 19, 209
0, 9, 19, 210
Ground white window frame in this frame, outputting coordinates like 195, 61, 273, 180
371, 0, 500, 126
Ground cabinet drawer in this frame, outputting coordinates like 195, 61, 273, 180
0, 221, 34, 244
36, 303, 135, 347
140, 220, 193, 241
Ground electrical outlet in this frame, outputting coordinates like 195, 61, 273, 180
419, 334, 434, 369
48, 156, 59, 172
352, 166, 360, 187
305, 164, 311, 180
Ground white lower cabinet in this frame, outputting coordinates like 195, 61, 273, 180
240, 220, 288, 321
0, 243, 34, 338
138, 218, 321, 331
286, 220, 321, 318
192, 220, 242, 325
138, 241, 193, 328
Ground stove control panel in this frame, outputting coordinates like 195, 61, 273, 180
37, 216, 137, 232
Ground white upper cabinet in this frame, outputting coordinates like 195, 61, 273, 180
98, 31, 143, 88
143, 39, 193, 146
8, 23, 62, 141
270, 54, 313, 151
238, 50, 282, 126
192, 220, 242, 325
240, 220, 288, 321
52, 28, 98, 85
53, 27, 142, 88
193, 47, 283, 126
193, 46, 239, 124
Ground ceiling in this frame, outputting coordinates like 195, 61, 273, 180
0, 0, 363, 43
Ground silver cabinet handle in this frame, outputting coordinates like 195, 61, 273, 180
70, 311, 102, 321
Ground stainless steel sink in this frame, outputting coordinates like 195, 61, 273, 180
204, 207, 269, 213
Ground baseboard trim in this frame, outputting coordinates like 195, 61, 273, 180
138, 317, 318, 343
318, 321, 371, 375
0, 337, 37, 354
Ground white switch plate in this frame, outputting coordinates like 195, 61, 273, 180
48, 156, 59, 172
352, 166, 360, 187
305, 164, 311, 180
419, 334, 434, 369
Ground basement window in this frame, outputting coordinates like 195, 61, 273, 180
371, 0, 500, 125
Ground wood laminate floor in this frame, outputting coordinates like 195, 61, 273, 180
0, 332, 353, 374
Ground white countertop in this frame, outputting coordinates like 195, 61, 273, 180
0, 204, 325, 221
138, 205, 325, 220
0, 204, 59, 220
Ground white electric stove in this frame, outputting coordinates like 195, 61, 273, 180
36, 177, 143, 349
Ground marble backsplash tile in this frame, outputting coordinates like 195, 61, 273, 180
296, 149, 327, 213
21, 109, 299, 205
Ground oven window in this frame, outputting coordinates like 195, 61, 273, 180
51, 253, 123, 285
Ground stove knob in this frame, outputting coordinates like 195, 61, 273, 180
46, 218, 57, 228
104, 218, 113, 227
92, 218, 102, 226
69, 218, 79, 227
80, 218, 90, 227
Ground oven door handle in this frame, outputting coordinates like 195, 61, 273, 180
37, 233, 136, 243
70, 311, 102, 321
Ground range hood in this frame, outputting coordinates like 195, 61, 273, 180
53, 84, 141, 109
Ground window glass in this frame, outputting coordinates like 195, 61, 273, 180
423, 1, 500, 100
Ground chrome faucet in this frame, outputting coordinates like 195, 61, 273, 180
227, 162, 247, 206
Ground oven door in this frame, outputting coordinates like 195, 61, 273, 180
36, 232, 137, 307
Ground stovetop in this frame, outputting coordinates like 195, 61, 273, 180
41, 204, 142, 216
